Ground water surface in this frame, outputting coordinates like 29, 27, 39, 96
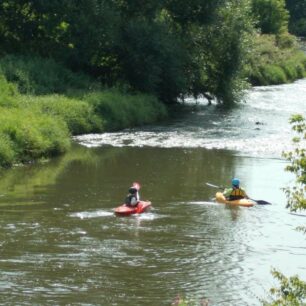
0, 80, 305, 305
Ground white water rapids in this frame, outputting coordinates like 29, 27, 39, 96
75, 79, 306, 158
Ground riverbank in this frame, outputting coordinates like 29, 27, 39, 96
247, 33, 306, 85
1, 41, 305, 169
0, 55, 167, 168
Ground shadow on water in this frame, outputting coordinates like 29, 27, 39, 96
0, 143, 251, 209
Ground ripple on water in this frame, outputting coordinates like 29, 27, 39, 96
74, 80, 306, 158
70, 210, 114, 219
1, 80, 306, 306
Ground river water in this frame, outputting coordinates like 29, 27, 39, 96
0, 80, 305, 305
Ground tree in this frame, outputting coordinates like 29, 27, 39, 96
190, 0, 254, 104
252, 0, 289, 34
263, 269, 306, 305
0, 0, 255, 105
283, 114, 306, 212
0, 1, 121, 75
285, 0, 306, 36
117, 18, 188, 103
263, 115, 306, 305
164, 0, 225, 26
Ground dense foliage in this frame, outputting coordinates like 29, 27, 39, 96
252, 0, 289, 34
246, 33, 306, 85
0, 0, 305, 104
283, 115, 306, 212
0, 65, 167, 168
0, 0, 255, 105
286, 0, 306, 36
263, 269, 306, 305
0, 0, 306, 168
249, 0, 306, 86
263, 115, 306, 305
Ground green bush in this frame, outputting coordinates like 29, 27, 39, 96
276, 32, 297, 49
0, 74, 19, 108
20, 95, 105, 135
0, 54, 95, 95
252, 0, 289, 35
263, 269, 306, 305
280, 51, 306, 81
261, 65, 288, 84
0, 134, 16, 167
84, 89, 167, 130
0, 55, 169, 168
0, 107, 70, 164
247, 34, 306, 85
280, 61, 298, 80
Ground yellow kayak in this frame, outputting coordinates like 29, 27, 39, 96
215, 192, 255, 207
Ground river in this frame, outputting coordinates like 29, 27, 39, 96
0, 79, 305, 305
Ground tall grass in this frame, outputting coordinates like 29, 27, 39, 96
19, 95, 105, 135
0, 107, 70, 167
85, 89, 167, 130
0, 55, 168, 168
0, 54, 96, 95
247, 34, 306, 85
0, 74, 19, 108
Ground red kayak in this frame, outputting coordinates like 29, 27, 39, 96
114, 201, 152, 216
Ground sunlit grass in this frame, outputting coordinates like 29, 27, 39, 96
247, 34, 306, 85
0, 54, 168, 168
84, 89, 167, 130
0, 106, 71, 167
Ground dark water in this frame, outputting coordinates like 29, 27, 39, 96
0, 80, 306, 305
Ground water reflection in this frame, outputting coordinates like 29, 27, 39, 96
0, 78, 306, 305
0, 145, 305, 305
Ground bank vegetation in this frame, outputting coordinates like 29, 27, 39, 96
0, 0, 306, 168
0, 56, 167, 167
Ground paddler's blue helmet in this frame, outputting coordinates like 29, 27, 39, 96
232, 178, 240, 187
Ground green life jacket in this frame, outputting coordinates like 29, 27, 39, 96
228, 187, 246, 200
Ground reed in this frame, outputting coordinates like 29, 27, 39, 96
0, 55, 168, 168
0, 54, 94, 95
247, 34, 306, 85
84, 89, 167, 131
0, 107, 70, 167
20, 95, 105, 135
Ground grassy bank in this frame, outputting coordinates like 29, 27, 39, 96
0, 55, 167, 168
247, 33, 306, 86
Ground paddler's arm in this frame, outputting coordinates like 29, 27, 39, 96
241, 188, 249, 199
223, 188, 231, 199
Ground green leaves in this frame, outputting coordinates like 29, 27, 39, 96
286, 0, 306, 36
252, 0, 289, 34
282, 114, 306, 211
0, 0, 255, 105
263, 269, 306, 305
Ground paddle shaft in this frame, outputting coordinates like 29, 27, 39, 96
205, 183, 225, 189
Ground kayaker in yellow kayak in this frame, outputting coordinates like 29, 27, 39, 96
223, 178, 249, 201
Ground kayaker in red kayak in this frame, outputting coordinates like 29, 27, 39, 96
223, 178, 249, 201
125, 182, 141, 207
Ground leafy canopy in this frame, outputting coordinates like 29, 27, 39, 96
0, 0, 254, 105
